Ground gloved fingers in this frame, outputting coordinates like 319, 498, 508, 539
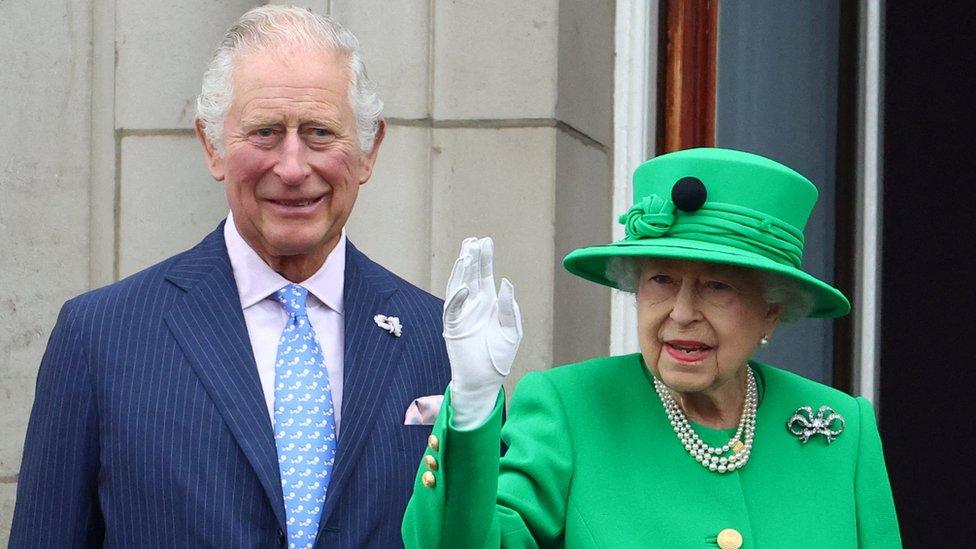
443, 285, 470, 327
510, 296, 523, 342
460, 237, 482, 295
497, 278, 524, 343
486, 293, 518, 378
478, 237, 497, 299
445, 252, 469, 301
496, 278, 518, 330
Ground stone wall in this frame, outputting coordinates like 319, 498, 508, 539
0, 0, 94, 541
0, 1, 613, 539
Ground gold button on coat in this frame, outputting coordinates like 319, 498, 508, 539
717, 528, 743, 549
424, 455, 439, 470
427, 434, 439, 451
421, 471, 436, 489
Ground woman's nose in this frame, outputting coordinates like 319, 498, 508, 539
668, 280, 702, 324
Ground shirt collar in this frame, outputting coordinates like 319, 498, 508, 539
224, 211, 346, 314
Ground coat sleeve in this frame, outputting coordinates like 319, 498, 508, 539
853, 396, 902, 548
402, 373, 575, 548
9, 300, 104, 547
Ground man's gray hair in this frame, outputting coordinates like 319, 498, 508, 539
604, 256, 814, 322
196, 5, 383, 155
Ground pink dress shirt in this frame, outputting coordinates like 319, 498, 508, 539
223, 212, 346, 434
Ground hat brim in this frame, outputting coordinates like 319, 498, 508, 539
563, 237, 850, 318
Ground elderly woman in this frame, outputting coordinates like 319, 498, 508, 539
402, 148, 900, 547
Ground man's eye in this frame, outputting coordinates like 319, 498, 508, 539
649, 274, 672, 285
256, 128, 275, 137
310, 128, 332, 138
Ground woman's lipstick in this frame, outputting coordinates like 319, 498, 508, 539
663, 340, 713, 363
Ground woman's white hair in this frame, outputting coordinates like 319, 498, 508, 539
196, 5, 383, 155
605, 256, 814, 322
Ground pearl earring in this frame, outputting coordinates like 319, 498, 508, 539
759, 335, 770, 348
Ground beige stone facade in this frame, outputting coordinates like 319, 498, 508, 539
0, 1, 614, 538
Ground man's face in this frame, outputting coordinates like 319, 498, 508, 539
198, 45, 383, 277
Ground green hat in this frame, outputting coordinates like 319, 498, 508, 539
562, 147, 850, 318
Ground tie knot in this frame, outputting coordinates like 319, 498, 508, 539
274, 284, 309, 317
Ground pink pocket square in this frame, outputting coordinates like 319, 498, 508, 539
404, 395, 443, 425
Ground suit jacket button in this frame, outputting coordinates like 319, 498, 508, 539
421, 471, 437, 489
717, 528, 743, 549
427, 434, 440, 451
424, 454, 439, 470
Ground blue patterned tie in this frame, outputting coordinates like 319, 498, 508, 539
273, 284, 337, 549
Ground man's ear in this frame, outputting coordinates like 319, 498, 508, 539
195, 119, 225, 181
357, 119, 386, 185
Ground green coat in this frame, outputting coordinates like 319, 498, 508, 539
402, 354, 901, 547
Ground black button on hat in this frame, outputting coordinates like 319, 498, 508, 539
671, 176, 707, 212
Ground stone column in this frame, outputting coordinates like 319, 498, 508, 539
339, 0, 614, 390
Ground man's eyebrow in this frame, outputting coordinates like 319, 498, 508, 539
239, 116, 342, 129
300, 117, 341, 128
240, 116, 283, 128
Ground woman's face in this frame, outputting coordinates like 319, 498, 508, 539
636, 258, 782, 397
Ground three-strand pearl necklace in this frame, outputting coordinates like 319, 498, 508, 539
652, 368, 758, 474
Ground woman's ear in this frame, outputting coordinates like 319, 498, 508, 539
763, 303, 783, 336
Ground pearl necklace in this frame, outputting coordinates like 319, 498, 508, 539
652, 368, 758, 474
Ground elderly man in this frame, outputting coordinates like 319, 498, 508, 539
10, 6, 449, 548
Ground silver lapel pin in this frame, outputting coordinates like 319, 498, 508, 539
373, 314, 402, 337
787, 405, 845, 444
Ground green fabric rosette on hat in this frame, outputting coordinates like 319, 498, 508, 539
563, 147, 850, 318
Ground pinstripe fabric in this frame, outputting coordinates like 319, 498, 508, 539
10, 222, 451, 548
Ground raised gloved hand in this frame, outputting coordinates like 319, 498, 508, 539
443, 237, 523, 429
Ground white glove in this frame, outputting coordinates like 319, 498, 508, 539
443, 237, 523, 429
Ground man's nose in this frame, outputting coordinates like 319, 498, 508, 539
273, 131, 311, 184
668, 279, 702, 324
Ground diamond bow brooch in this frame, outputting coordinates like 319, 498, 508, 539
373, 314, 402, 337
787, 405, 845, 444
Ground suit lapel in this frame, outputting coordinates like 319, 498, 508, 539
162, 224, 287, 531
319, 241, 404, 528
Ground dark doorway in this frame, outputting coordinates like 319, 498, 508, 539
881, 4, 976, 545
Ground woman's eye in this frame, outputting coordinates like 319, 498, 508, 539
704, 280, 735, 292
649, 274, 672, 285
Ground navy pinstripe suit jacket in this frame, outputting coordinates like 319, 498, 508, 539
10, 223, 451, 548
